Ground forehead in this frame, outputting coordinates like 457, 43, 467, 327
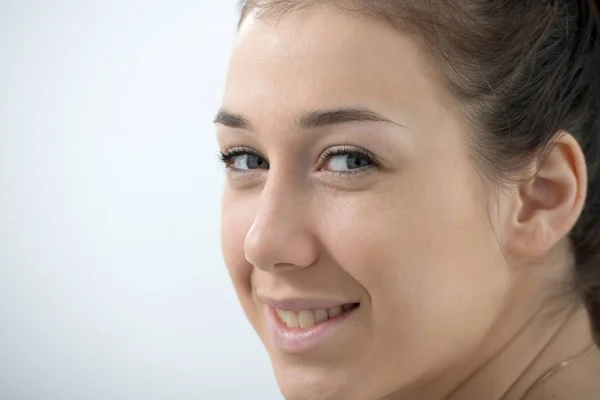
223, 6, 450, 126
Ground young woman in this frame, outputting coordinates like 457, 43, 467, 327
215, 1, 600, 399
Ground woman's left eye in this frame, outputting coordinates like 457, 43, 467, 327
321, 147, 377, 174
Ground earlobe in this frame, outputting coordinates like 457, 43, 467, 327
504, 132, 588, 260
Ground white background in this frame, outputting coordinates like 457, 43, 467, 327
0, 1, 282, 399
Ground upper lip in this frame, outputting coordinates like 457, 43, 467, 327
257, 294, 359, 312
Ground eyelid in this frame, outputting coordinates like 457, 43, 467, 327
315, 145, 379, 178
219, 147, 268, 164
319, 145, 379, 167
221, 146, 264, 157
218, 147, 271, 179
320, 145, 377, 160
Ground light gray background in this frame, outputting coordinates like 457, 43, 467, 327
0, 1, 282, 399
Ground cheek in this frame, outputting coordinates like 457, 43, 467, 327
319, 166, 510, 368
221, 190, 256, 306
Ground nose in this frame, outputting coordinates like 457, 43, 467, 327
244, 178, 319, 273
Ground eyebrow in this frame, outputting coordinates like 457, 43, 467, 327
213, 109, 253, 130
213, 107, 403, 131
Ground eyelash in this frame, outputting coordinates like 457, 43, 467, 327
218, 147, 263, 166
218, 145, 379, 176
319, 146, 379, 176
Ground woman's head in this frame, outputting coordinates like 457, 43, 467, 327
217, 1, 600, 399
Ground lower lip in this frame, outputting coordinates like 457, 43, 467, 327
267, 306, 359, 353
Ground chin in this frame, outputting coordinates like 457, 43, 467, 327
277, 376, 352, 400
272, 363, 377, 400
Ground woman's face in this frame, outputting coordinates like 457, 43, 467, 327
218, 6, 512, 400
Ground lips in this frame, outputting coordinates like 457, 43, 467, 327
261, 296, 362, 353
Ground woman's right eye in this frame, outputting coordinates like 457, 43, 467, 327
219, 149, 270, 172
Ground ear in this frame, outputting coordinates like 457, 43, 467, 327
504, 132, 588, 259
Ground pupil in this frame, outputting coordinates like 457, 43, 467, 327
347, 154, 369, 169
247, 155, 264, 169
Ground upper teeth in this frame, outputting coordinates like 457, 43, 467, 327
276, 304, 357, 329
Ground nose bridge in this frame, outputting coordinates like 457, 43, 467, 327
244, 172, 318, 272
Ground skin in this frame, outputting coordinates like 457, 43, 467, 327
216, 4, 597, 400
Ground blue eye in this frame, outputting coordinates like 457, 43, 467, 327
219, 148, 269, 172
326, 152, 373, 172
321, 147, 377, 174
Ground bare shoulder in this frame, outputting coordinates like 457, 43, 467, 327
527, 349, 600, 400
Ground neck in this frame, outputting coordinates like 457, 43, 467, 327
382, 297, 589, 400
448, 242, 595, 400
448, 301, 593, 400
383, 243, 596, 400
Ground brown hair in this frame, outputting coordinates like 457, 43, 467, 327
237, 0, 600, 343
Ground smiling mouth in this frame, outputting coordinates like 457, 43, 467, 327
275, 303, 360, 329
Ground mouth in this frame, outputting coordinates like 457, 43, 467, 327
266, 301, 361, 353
275, 303, 360, 329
